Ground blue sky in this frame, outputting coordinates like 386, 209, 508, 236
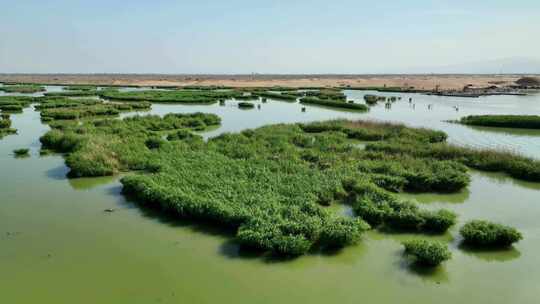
1, 0, 539, 73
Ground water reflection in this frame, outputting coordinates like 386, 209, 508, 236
458, 243, 521, 263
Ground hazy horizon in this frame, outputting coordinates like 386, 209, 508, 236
2, 0, 539, 74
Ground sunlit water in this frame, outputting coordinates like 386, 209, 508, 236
1, 86, 539, 303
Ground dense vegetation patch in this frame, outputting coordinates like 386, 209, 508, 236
300, 97, 369, 111
0, 114, 16, 139
252, 91, 298, 101
45, 90, 101, 97
363, 94, 387, 105
13, 148, 30, 157
43, 116, 470, 256
0, 85, 45, 93
402, 240, 451, 266
63, 85, 98, 91
459, 115, 540, 129
238, 102, 255, 109
365, 140, 540, 182
460, 220, 523, 248
99, 89, 242, 104
0, 96, 33, 113
40, 113, 221, 176
34, 97, 151, 121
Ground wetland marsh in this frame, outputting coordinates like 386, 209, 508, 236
1, 85, 540, 303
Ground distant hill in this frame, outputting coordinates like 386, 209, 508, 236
405, 57, 540, 74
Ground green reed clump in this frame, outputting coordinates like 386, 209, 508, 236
0, 96, 33, 113
40, 113, 221, 177
402, 240, 451, 266
235, 94, 259, 101
253, 91, 298, 101
460, 115, 540, 129
299, 97, 369, 111
45, 90, 101, 97
460, 220, 523, 247
363, 94, 386, 105
304, 89, 347, 100
366, 140, 540, 182
0, 114, 16, 139
300, 120, 447, 143
99, 89, 241, 104
36, 97, 151, 121
0, 85, 45, 93
167, 129, 203, 142
344, 178, 457, 233
63, 85, 98, 91
44, 118, 472, 256
40, 105, 121, 120
13, 148, 30, 157
238, 102, 255, 109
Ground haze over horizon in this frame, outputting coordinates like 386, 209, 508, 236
1, 0, 539, 74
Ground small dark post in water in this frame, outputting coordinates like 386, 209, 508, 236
301, 107, 306, 112
257, 104, 261, 110
219, 99, 225, 106
409, 97, 412, 103
262, 98, 267, 103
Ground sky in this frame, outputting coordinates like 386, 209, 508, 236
1, 0, 539, 74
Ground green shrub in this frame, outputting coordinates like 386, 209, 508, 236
460, 220, 523, 247
402, 240, 451, 266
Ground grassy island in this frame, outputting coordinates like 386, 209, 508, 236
99, 89, 242, 104
460, 220, 523, 248
300, 97, 369, 111
459, 115, 540, 129
402, 240, 451, 266
0, 85, 45, 94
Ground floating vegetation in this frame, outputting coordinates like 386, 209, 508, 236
460, 220, 523, 248
304, 89, 347, 100
0, 114, 16, 139
0, 85, 45, 93
459, 115, 540, 130
13, 148, 30, 157
238, 102, 255, 109
235, 94, 259, 101
45, 90, 101, 97
402, 240, 451, 266
253, 91, 298, 101
63, 85, 98, 91
299, 97, 369, 111
99, 89, 241, 104
363, 94, 387, 105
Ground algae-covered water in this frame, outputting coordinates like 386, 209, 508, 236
1, 87, 539, 303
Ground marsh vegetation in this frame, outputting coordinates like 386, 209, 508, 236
0, 84, 45, 93
459, 115, 540, 130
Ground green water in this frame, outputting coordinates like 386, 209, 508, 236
1, 88, 540, 303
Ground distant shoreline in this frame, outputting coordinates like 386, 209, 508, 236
1, 74, 537, 91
